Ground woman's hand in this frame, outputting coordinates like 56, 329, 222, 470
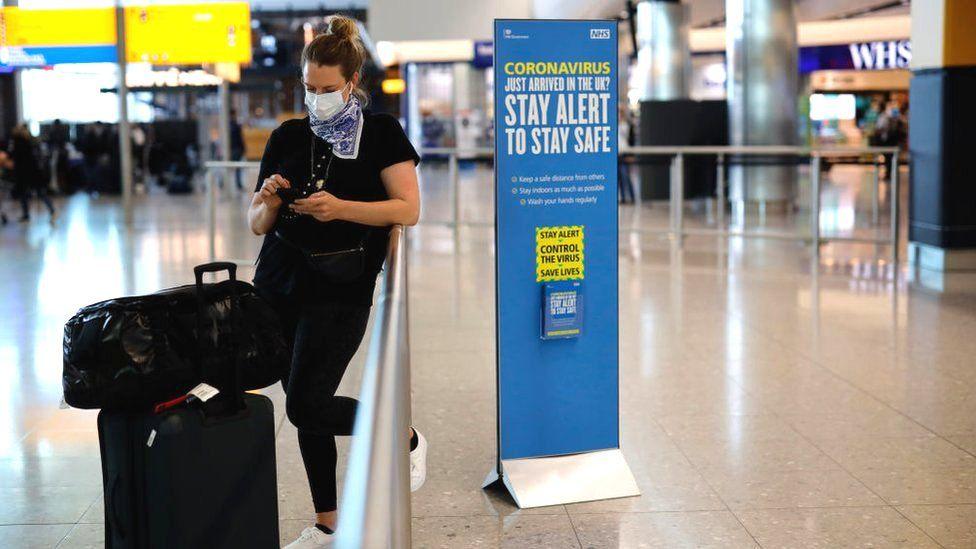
258, 174, 290, 209
290, 191, 346, 222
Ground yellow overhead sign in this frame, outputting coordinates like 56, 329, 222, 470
0, 3, 252, 67
124, 3, 252, 65
0, 7, 116, 48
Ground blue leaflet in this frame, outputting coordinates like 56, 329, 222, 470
542, 281, 582, 339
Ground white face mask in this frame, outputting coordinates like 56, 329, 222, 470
305, 85, 348, 120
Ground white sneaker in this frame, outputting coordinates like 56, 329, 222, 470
283, 526, 333, 549
410, 429, 428, 492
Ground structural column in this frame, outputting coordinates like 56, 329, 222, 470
634, 0, 692, 201
635, 0, 690, 101
1, 0, 22, 139
907, 0, 976, 271
725, 0, 798, 205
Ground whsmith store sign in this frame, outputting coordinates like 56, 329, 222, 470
800, 40, 911, 73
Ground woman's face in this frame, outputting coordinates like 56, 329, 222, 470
302, 62, 358, 102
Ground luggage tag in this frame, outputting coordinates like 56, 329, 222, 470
152, 383, 221, 415
189, 383, 220, 402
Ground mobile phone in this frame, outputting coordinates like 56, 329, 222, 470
277, 188, 302, 205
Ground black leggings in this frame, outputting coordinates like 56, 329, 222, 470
268, 293, 371, 513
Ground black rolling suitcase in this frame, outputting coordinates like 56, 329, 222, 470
97, 263, 279, 549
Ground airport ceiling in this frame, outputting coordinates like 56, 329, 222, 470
12, 0, 910, 27
248, 0, 367, 9
534, 0, 911, 26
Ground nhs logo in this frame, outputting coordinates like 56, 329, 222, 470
590, 28, 611, 40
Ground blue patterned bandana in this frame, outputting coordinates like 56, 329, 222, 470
309, 95, 363, 159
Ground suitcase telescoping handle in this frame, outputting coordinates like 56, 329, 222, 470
194, 261, 237, 287
193, 261, 244, 410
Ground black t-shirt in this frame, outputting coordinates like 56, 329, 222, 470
253, 112, 419, 305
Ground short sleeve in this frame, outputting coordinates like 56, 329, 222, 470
373, 114, 420, 171
254, 127, 280, 193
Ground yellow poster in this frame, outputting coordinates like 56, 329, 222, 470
536, 225, 584, 282
124, 2, 251, 65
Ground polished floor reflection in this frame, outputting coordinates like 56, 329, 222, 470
1, 164, 975, 548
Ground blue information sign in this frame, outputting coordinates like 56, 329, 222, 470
494, 19, 618, 461
0, 45, 118, 67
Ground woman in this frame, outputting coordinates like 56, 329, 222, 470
247, 16, 425, 548
8, 124, 55, 222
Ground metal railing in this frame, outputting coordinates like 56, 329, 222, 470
420, 145, 902, 265
418, 148, 494, 238
335, 224, 412, 549
204, 144, 902, 267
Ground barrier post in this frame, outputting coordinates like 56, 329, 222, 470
716, 153, 725, 230
208, 169, 217, 261
890, 152, 900, 267
668, 155, 675, 236
450, 152, 460, 237
872, 155, 880, 225
810, 154, 821, 262
673, 152, 684, 246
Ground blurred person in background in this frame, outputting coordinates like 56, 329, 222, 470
79, 122, 111, 195
8, 124, 55, 223
874, 100, 906, 181
131, 123, 148, 189
0, 148, 12, 225
618, 105, 635, 204
47, 119, 70, 193
230, 109, 246, 190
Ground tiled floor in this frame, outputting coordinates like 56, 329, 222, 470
2, 163, 976, 548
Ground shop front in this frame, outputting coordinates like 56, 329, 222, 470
802, 41, 910, 148
680, 38, 911, 148
399, 39, 494, 154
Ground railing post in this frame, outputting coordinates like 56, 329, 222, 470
449, 152, 460, 237
716, 153, 725, 231
810, 154, 821, 262
207, 168, 217, 261
670, 153, 684, 246
669, 154, 675, 236
872, 155, 880, 226
890, 151, 900, 268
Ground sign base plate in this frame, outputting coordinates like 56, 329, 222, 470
482, 448, 640, 508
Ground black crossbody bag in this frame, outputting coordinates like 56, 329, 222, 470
274, 229, 368, 283
271, 135, 370, 283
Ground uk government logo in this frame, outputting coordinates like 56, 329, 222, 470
504, 28, 529, 40
590, 28, 611, 39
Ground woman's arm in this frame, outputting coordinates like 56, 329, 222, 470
247, 128, 288, 235
247, 174, 290, 235
290, 159, 420, 226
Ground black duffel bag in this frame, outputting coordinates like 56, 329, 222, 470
63, 262, 289, 410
